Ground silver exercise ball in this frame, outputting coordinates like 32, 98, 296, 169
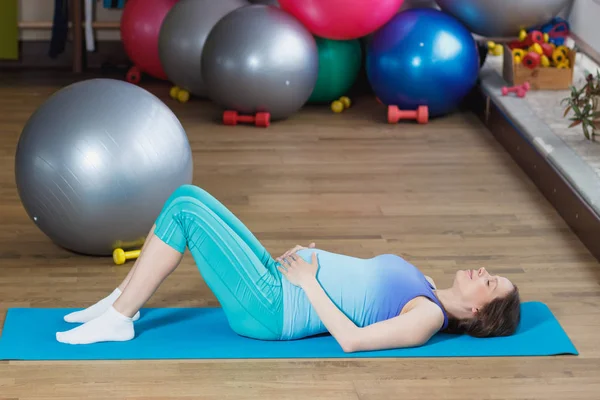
435, 0, 572, 37
249, 0, 279, 6
15, 79, 193, 256
201, 5, 318, 121
158, 0, 249, 98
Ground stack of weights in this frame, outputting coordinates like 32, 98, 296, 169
508, 29, 570, 70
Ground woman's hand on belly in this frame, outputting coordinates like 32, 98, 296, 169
278, 253, 318, 287
276, 242, 316, 262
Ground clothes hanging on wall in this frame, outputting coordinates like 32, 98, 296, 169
0, 0, 19, 60
49, 0, 68, 58
103, 0, 126, 8
85, 0, 95, 52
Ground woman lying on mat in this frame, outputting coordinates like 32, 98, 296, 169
56, 185, 521, 351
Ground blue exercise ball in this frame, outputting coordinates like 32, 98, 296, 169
366, 8, 479, 118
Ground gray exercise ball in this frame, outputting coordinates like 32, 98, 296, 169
202, 5, 318, 121
158, 0, 249, 98
15, 79, 193, 256
435, 0, 572, 37
249, 0, 278, 5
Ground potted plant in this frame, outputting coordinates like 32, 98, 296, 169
562, 71, 600, 141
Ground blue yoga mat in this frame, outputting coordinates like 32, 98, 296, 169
0, 301, 577, 360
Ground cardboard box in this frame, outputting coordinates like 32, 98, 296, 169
502, 44, 575, 90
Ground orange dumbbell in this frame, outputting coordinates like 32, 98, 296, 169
223, 111, 270, 127
388, 105, 429, 124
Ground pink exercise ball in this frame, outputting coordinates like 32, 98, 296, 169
278, 0, 404, 40
120, 0, 179, 82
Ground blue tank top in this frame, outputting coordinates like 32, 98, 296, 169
280, 249, 448, 340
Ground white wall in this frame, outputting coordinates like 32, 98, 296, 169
19, 0, 122, 41
17, 0, 440, 43
566, 0, 600, 57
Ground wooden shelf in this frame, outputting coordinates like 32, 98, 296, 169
18, 21, 120, 29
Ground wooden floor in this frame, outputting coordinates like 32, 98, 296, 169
1, 71, 600, 399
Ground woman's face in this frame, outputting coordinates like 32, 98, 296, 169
453, 267, 514, 312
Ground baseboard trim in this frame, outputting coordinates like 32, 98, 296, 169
472, 86, 600, 262
0, 40, 129, 70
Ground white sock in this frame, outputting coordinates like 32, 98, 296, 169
64, 288, 140, 323
56, 306, 135, 345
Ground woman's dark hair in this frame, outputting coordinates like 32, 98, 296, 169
443, 285, 521, 338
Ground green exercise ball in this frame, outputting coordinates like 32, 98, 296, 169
308, 37, 362, 104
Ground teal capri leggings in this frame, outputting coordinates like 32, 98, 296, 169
153, 185, 284, 340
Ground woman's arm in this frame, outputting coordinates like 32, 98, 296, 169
279, 253, 444, 353
300, 277, 363, 352
348, 300, 444, 352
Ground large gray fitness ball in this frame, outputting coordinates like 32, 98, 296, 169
435, 0, 571, 37
15, 79, 193, 256
158, 0, 249, 98
249, 0, 279, 5
202, 4, 319, 121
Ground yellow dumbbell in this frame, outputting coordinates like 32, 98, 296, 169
528, 43, 550, 67
529, 43, 543, 55
540, 55, 550, 67
339, 96, 351, 108
487, 41, 503, 56
513, 48, 525, 64
552, 48, 568, 65
556, 45, 569, 56
331, 96, 352, 113
113, 248, 141, 265
331, 101, 344, 113
169, 86, 190, 103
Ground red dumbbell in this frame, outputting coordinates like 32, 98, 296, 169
521, 30, 544, 47
540, 42, 555, 58
126, 66, 141, 84
388, 105, 429, 124
501, 82, 531, 98
223, 111, 271, 127
522, 52, 541, 69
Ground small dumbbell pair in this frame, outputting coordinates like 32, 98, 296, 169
487, 41, 503, 56
170, 86, 190, 103
501, 82, 531, 98
331, 96, 351, 113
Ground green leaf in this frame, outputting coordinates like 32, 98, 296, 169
583, 124, 591, 140
569, 120, 583, 128
563, 106, 572, 117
